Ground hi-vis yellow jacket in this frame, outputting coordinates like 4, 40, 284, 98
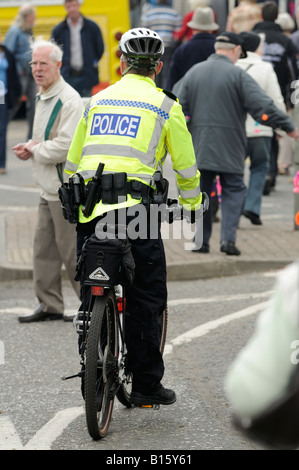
65, 73, 202, 223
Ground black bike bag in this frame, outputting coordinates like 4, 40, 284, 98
76, 228, 135, 288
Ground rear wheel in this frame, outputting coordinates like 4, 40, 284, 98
84, 291, 119, 439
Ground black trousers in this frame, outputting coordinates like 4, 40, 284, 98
76, 208, 167, 392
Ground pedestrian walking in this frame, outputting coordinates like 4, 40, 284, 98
3, 3, 37, 140
13, 39, 83, 323
173, 31, 298, 256
226, 0, 262, 34
166, 6, 218, 90
275, 12, 296, 176
51, 0, 104, 97
252, 1, 299, 192
141, 0, 182, 89
236, 31, 286, 225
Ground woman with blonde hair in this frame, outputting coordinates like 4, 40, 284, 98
226, 0, 262, 34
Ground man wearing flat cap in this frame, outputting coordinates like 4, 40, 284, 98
173, 31, 298, 256
166, 6, 219, 89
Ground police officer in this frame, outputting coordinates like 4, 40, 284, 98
66, 28, 202, 406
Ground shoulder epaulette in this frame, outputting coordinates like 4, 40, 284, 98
158, 88, 179, 102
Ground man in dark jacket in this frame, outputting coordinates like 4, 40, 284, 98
173, 32, 298, 256
51, 0, 104, 97
252, 1, 298, 191
166, 6, 218, 90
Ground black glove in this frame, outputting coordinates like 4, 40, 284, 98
185, 193, 209, 223
185, 209, 200, 223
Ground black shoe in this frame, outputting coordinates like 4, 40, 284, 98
18, 304, 63, 323
220, 241, 241, 256
192, 243, 209, 253
129, 385, 176, 406
242, 210, 262, 225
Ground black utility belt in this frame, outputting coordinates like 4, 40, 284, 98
94, 172, 149, 204
58, 164, 168, 224
58, 171, 150, 223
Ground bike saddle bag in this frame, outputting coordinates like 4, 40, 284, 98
76, 227, 135, 288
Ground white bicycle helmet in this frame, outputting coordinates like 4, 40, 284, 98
119, 28, 164, 70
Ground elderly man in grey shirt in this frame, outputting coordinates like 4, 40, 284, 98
173, 32, 298, 255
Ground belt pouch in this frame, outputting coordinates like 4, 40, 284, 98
113, 172, 127, 203
58, 183, 78, 224
130, 180, 143, 200
101, 173, 114, 204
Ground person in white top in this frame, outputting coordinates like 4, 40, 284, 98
225, 260, 299, 449
236, 31, 286, 225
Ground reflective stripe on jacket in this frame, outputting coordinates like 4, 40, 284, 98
66, 73, 201, 222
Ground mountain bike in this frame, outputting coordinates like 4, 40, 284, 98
74, 282, 168, 440
64, 195, 208, 440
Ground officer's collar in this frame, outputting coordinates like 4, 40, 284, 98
122, 73, 156, 86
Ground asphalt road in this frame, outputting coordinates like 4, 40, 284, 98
0, 270, 279, 451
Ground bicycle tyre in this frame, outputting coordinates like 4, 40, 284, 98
84, 291, 119, 439
116, 305, 168, 407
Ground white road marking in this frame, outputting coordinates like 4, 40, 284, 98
167, 290, 273, 307
24, 407, 84, 450
0, 407, 84, 450
0, 290, 271, 449
164, 301, 268, 356
0, 291, 273, 316
0, 415, 24, 450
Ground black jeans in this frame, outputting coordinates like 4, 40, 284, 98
76, 207, 167, 392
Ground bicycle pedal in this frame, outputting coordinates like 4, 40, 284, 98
134, 404, 160, 410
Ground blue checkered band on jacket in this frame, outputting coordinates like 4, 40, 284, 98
85, 99, 170, 121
